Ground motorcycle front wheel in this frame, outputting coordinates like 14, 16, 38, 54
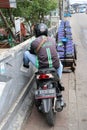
45, 102, 56, 126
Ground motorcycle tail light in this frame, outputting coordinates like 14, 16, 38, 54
37, 74, 53, 79
38, 74, 49, 79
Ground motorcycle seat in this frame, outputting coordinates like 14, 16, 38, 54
35, 67, 57, 74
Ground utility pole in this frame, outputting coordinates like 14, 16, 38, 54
66, 0, 69, 11
59, 0, 63, 20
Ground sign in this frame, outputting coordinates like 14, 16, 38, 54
0, 0, 16, 8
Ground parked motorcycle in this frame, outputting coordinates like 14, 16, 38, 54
34, 67, 66, 126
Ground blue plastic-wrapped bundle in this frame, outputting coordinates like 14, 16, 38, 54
57, 40, 74, 59
57, 20, 77, 71
64, 20, 71, 28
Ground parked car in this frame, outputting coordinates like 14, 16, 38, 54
79, 7, 86, 13
85, 8, 87, 14
70, 9, 75, 14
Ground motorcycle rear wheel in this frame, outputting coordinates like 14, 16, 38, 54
45, 102, 56, 126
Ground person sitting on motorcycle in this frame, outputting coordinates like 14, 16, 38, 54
23, 23, 64, 90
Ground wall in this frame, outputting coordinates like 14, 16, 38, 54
0, 26, 58, 130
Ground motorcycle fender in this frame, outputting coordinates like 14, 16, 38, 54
42, 99, 52, 113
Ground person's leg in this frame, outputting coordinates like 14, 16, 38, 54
23, 50, 36, 67
57, 60, 63, 79
57, 61, 64, 91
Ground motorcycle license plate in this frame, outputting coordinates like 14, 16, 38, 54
35, 89, 56, 99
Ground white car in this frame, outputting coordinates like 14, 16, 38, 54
70, 9, 75, 14
79, 7, 86, 13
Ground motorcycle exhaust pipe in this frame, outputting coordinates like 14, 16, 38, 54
53, 97, 57, 113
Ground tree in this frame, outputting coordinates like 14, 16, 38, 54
12, 0, 58, 25
0, 0, 58, 38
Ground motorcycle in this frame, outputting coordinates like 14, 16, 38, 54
34, 67, 66, 126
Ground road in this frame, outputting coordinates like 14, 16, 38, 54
22, 13, 87, 130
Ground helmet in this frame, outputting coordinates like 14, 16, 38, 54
34, 23, 48, 37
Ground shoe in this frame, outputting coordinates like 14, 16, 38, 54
58, 82, 65, 91
58, 81, 65, 91
23, 64, 29, 68
60, 86, 65, 91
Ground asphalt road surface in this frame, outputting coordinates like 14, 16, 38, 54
22, 13, 87, 130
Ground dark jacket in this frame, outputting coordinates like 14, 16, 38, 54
29, 35, 60, 69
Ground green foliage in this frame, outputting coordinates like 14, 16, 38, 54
0, 0, 58, 35
13, 0, 58, 24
